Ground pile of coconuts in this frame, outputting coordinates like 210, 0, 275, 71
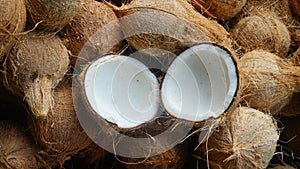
0, 0, 300, 168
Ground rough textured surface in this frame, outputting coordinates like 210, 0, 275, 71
25, 0, 82, 30
190, 0, 247, 20
232, 10, 291, 58
63, 0, 123, 67
0, 0, 26, 60
104, 0, 233, 56
29, 78, 95, 168
199, 107, 279, 169
239, 50, 300, 114
3, 32, 69, 118
290, 0, 300, 19
0, 121, 40, 169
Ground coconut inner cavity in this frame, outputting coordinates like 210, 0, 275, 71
161, 44, 238, 121
84, 55, 160, 128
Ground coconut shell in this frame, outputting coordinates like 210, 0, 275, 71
199, 107, 279, 169
25, 0, 82, 31
190, 0, 247, 20
239, 50, 300, 114
104, 0, 233, 56
63, 0, 123, 67
122, 142, 189, 169
0, 0, 26, 60
0, 121, 41, 169
232, 10, 291, 58
29, 78, 96, 168
3, 32, 69, 119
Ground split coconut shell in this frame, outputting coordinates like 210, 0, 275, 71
190, 0, 247, 20
0, 0, 26, 60
3, 31, 69, 118
232, 10, 291, 58
25, 0, 82, 31
0, 121, 41, 169
63, 0, 123, 67
29, 78, 96, 168
199, 107, 279, 169
239, 50, 300, 114
104, 0, 234, 56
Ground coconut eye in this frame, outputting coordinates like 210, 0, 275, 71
83, 55, 160, 128
161, 43, 238, 122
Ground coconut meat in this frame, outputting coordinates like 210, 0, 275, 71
84, 55, 160, 128
161, 44, 238, 121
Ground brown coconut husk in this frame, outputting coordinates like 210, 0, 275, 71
290, 0, 300, 19
28, 78, 97, 168
3, 31, 69, 119
25, 0, 82, 31
0, 0, 26, 60
103, 0, 234, 56
239, 50, 300, 115
122, 142, 189, 169
0, 121, 41, 169
232, 10, 291, 58
279, 92, 300, 116
190, 0, 247, 20
291, 46, 300, 66
199, 107, 279, 169
63, 0, 123, 67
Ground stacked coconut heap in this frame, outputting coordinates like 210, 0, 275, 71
0, 0, 300, 168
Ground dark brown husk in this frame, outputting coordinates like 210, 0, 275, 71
25, 0, 82, 31
0, 0, 26, 60
282, 115, 300, 156
199, 107, 279, 169
190, 0, 247, 20
239, 50, 300, 114
63, 0, 123, 67
104, 0, 234, 56
3, 31, 69, 119
290, 0, 300, 19
0, 121, 41, 169
232, 10, 291, 58
280, 92, 300, 116
29, 78, 96, 168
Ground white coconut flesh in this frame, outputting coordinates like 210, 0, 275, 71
161, 44, 238, 121
84, 55, 160, 128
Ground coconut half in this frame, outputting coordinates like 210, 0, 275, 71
161, 43, 238, 122
83, 55, 160, 128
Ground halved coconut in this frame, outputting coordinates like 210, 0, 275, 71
161, 43, 239, 122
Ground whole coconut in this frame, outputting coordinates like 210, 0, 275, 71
3, 31, 70, 119
199, 107, 279, 169
0, 0, 26, 60
29, 78, 96, 168
0, 121, 41, 169
25, 0, 82, 31
239, 50, 300, 114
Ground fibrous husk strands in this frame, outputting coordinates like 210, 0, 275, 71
0, 121, 41, 169
190, 0, 247, 20
29, 78, 95, 168
199, 107, 279, 169
290, 0, 300, 19
63, 0, 123, 67
103, 0, 234, 56
239, 50, 300, 114
0, 0, 26, 60
232, 10, 291, 58
3, 32, 70, 118
25, 0, 82, 31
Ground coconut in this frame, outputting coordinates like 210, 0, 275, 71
103, 0, 233, 56
29, 78, 96, 168
231, 10, 291, 58
199, 107, 279, 169
239, 50, 300, 114
0, 121, 41, 169
3, 31, 69, 119
291, 46, 300, 66
291, 0, 300, 19
25, 0, 82, 31
63, 0, 123, 67
0, 0, 26, 60
122, 142, 189, 169
280, 92, 300, 116
190, 0, 247, 20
